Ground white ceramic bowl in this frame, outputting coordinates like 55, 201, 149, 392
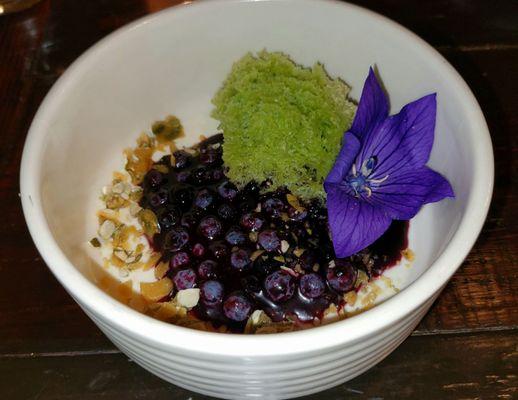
20, 0, 493, 398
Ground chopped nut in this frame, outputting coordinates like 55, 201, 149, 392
176, 288, 200, 308
142, 252, 161, 270
254, 203, 262, 213
312, 263, 320, 272
119, 267, 130, 278
152, 164, 169, 174
112, 182, 126, 194
280, 240, 290, 253
89, 238, 101, 248
328, 260, 336, 269
245, 310, 273, 333
124, 134, 156, 184
402, 248, 415, 262
154, 261, 170, 279
129, 202, 142, 217
293, 248, 305, 258
138, 209, 159, 236
97, 208, 119, 222
249, 232, 258, 242
322, 304, 340, 324
105, 194, 128, 210
113, 248, 130, 262
280, 265, 297, 277
151, 115, 183, 142
273, 255, 285, 263
99, 219, 116, 240
343, 291, 357, 305
140, 278, 173, 302
250, 249, 265, 261
355, 270, 369, 288
286, 193, 305, 212
129, 187, 143, 202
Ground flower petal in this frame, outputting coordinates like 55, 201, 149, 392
357, 93, 437, 179
350, 68, 389, 139
326, 185, 392, 257
368, 166, 455, 220
324, 133, 361, 186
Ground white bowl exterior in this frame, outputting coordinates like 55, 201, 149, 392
20, 0, 493, 398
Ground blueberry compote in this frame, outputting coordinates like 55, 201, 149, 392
140, 134, 408, 332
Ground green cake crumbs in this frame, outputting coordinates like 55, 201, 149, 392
211, 51, 356, 200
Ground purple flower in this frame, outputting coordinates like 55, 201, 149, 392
324, 68, 454, 258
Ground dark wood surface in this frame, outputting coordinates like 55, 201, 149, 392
0, 0, 516, 399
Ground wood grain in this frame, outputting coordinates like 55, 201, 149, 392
1, 331, 516, 400
0, 0, 516, 398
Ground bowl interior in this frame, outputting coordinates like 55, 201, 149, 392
28, 0, 473, 320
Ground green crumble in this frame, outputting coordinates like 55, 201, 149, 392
211, 50, 356, 200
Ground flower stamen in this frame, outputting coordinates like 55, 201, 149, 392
369, 174, 389, 184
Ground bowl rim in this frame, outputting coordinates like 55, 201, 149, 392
20, 0, 493, 357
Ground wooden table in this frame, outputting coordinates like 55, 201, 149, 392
1, 1, 516, 398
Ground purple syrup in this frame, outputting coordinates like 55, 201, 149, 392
140, 134, 409, 332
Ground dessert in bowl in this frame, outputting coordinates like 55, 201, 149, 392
20, 0, 493, 398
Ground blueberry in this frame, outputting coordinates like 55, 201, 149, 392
197, 260, 218, 280
211, 168, 225, 181
172, 150, 191, 170
263, 197, 285, 217
145, 169, 163, 188
243, 181, 260, 197
200, 149, 222, 166
308, 201, 327, 223
252, 256, 278, 276
230, 249, 251, 270
164, 227, 189, 252
299, 250, 318, 271
171, 186, 194, 211
157, 208, 180, 230
299, 273, 325, 299
225, 227, 246, 246
194, 188, 216, 210
192, 243, 206, 258
237, 194, 256, 212
264, 270, 296, 302
190, 167, 208, 185
175, 171, 190, 183
240, 213, 264, 231
326, 260, 357, 293
258, 230, 280, 252
148, 188, 168, 208
198, 216, 223, 240
290, 224, 309, 244
217, 181, 238, 201
200, 280, 224, 306
223, 293, 252, 321
173, 268, 197, 290
218, 203, 237, 221
170, 251, 190, 269
209, 241, 228, 259
180, 212, 198, 230
241, 275, 262, 294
